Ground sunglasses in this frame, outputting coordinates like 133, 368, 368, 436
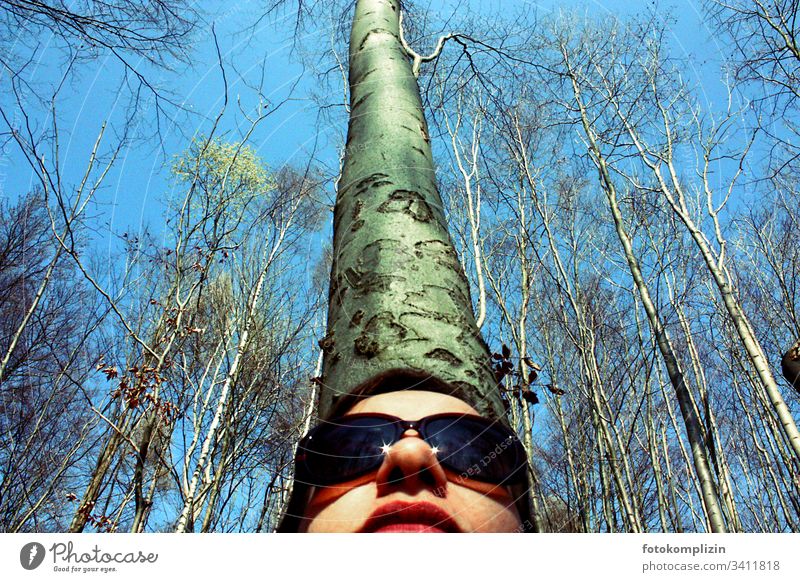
295, 412, 529, 487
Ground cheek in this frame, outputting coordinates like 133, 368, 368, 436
447, 485, 522, 533
305, 484, 377, 533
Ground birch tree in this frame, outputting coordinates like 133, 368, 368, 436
552, 20, 728, 532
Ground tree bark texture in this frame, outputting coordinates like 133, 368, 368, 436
318, 0, 504, 420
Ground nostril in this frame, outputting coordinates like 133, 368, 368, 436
387, 466, 404, 486
385, 465, 437, 487
418, 468, 437, 487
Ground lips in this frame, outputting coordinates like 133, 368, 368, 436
359, 501, 461, 533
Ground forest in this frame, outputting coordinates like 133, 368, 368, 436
1, 0, 799, 533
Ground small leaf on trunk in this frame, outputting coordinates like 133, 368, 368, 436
522, 390, 539, 404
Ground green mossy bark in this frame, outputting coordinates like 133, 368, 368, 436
318, 0, 505, 420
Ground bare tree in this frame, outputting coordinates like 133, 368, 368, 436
0, 194, 102, 532
551, 19, 728, 532
706, 0, 800, 105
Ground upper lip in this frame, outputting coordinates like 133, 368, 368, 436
359, 501, 462, 533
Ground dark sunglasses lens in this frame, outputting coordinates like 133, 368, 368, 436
299, 417, 396, 486
426, 417, 525, 483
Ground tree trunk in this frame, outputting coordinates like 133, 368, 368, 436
130, 411, 158, 533
318, 0, 504, 421
69, 420, 128, 532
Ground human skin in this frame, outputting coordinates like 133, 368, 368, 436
300, 390, 523, 532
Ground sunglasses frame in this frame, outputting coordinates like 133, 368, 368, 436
295, 412, 529, 487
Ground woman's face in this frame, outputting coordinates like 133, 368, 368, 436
300, 390, 524, 532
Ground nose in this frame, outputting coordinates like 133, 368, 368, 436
374, 430, 449, 496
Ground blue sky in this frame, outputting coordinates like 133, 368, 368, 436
0, 0, 730, 261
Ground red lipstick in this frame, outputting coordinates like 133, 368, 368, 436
359, 501, 461, 533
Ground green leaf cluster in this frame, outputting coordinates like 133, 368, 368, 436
171, 136, 274, 219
